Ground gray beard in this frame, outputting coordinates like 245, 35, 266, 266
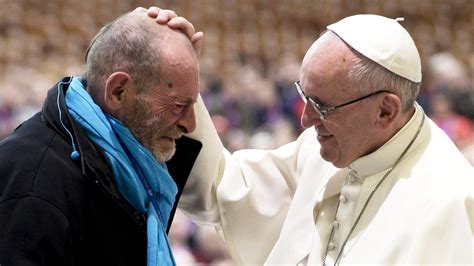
150, 143, 176, 163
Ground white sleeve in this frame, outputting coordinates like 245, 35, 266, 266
179, 96, 316, 264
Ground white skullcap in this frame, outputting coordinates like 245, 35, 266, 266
327, 14, 422, 83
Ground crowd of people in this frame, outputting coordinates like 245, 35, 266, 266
0, 1, 472, 265
1, 51, 472, 163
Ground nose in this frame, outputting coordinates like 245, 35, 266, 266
177, 105, 196, 134
301, 103, 323, 129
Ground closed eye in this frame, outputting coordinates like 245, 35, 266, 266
174, 104, 186, 114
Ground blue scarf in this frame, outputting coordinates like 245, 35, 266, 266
65, 77, 177, 265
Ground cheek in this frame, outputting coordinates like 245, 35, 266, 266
151, 110, 182, 130
329, 121, 359, 152
146, 97, 187, 129
341, 120, 374, 156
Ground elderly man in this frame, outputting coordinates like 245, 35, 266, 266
164, 14, 474, 265
0, 9, 202, 265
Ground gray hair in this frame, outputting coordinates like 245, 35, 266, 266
84, 12, 163, 99
348, 54, 420, 112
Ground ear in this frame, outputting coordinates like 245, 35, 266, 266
103, 72, 132, 112
376, 93, 402, 128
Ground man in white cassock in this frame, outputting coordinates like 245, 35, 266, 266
176, 14, 474, 265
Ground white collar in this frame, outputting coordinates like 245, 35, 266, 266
349, 103, 427, 177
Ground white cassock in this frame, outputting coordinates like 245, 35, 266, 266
179, 97, 474, 265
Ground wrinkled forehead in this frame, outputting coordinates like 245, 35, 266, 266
128, 10, 195, 54
158, 42, 199, 100
160, 35, 199, 79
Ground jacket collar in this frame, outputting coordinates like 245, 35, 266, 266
42, 77, 112, 177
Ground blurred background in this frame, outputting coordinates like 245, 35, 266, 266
0, 0, 472, 264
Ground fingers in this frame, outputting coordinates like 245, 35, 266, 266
147, 7, 178, 23
191, 32, 204, 56
147, 6, 161, 18
157, 10, 178, 24
144, 6, 202, 54
167, 17, 195, 39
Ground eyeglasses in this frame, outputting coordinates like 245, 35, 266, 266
295, 80, 390, 121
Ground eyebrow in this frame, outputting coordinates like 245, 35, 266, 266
299, 81, 329, 107
304, 91, 329, 107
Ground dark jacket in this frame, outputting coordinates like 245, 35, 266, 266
0, 77, 202, 266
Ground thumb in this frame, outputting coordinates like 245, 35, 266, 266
191, 32, 204, 57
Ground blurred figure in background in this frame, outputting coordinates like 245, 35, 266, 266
430, 91, 474, 150
168, 210, 198, 264
427, 52, 474, 121
421, 52, 474, 164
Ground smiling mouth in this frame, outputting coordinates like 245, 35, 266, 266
317, 133, 333, 142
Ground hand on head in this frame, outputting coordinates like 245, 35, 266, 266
138, 6, 203, 56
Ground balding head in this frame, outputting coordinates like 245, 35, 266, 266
84, 9, 196, 101
83, 9, 200, 162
